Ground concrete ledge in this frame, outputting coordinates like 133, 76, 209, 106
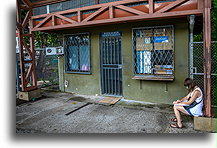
18, 89, 42, 101
194, 116, 216, 133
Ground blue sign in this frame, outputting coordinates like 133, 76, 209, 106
154, 36, 169, 43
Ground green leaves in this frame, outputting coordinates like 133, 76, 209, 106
34, 32, 63, 48
193, 0, 217, 42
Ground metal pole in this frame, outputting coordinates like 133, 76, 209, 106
189, 15, 195, 79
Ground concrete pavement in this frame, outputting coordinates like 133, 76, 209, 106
16, 90, 203, 133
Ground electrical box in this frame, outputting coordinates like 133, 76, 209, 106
46, 47, 64, 55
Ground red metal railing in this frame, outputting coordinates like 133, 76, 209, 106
30, 0, 204, 31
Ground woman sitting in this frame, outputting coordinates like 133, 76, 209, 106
170, 78, 203, 128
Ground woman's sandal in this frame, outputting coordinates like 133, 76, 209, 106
171, 118, 183, 122
170, 123, 183, 129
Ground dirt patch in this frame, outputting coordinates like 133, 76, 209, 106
68, 96, 88, 102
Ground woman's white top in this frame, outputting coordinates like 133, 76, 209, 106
188, 87, 203, 117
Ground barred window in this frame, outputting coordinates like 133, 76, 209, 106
132, 26, 174, 80
64, 33, 91, 74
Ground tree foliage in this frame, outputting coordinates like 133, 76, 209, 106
34, 32, 63, 48
19, 9, 63, 48
194, 0, 217, 41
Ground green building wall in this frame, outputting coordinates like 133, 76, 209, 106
58, 18, 189, 104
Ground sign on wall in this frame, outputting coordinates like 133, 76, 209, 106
154, 36, 169, 43
16, 30, 19, 53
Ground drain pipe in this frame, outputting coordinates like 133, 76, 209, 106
189, 15, 195, 79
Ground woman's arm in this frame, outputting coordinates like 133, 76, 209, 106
173, 93, 191, 104
180, 93, 191, 102
179, 90, 200, 105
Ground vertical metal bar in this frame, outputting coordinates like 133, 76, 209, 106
117, 37, 120, 95
111, 68, 113, 94
106, 38, 110, 94
119, 37, 122, 64
111, 37, 115, 64
108, 69, 110, 95
105, 69, 107, 94
189, 15, 195, 79
109, 38, 112, 64
109, 40, 112, 94
103, 38, 106, 64
106, 37, 109, 65
114, 68, 117, 95
114, 37, 116, 64
105, 38, 107, 94
118, 65, 120, 95
113, 38, 116, 64
100, 36, 102, 93
119, 36, 122, 95
103, 38, 107, 94
117, 36, 120, 65
111, 38, 114, 94
114, 38, 117, 95
106, 38, 109, 64
103, 69, 105, 94
117, 37, 121, 95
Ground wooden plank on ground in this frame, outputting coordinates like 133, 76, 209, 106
99, 97, 121, 105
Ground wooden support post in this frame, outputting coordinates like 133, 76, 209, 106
16, 0, 38, 92
109, 6, 114, 19
203, 0, 211, 117
149, 0, 154, 14
78, 10, 81, 22
17, 0, 25, 91
29, 9, 37, 88
52, 15, 55, 26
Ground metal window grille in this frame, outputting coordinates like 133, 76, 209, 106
33, 0, 96, 16
64, 33, 91, 74
33, 5, 47, 16
32, 0, 177, 16
124, 1, 148, 7
132, 26, 174, 76
190, 41, 217, 107
99, 0, 120, 4
154, 0, 176, 3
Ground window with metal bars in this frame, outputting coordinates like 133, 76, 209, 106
64, 33, 91, 74
132, 26, 174, 78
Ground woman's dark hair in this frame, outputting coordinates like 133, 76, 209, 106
184, 78, 197, 93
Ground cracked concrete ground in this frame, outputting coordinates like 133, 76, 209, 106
16, 90, 203, 133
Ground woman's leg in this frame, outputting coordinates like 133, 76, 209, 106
173, 105, 190, 127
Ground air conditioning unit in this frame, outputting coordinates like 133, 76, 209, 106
46, 47, 64, 55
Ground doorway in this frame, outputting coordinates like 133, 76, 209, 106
100, 32, 123, 96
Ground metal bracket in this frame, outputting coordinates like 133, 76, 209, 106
191, 67, 197, 74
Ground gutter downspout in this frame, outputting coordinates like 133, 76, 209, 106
189, 15, 195, 79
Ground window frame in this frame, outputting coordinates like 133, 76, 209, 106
132, 25, 175, 81
64, 32, 91, 74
